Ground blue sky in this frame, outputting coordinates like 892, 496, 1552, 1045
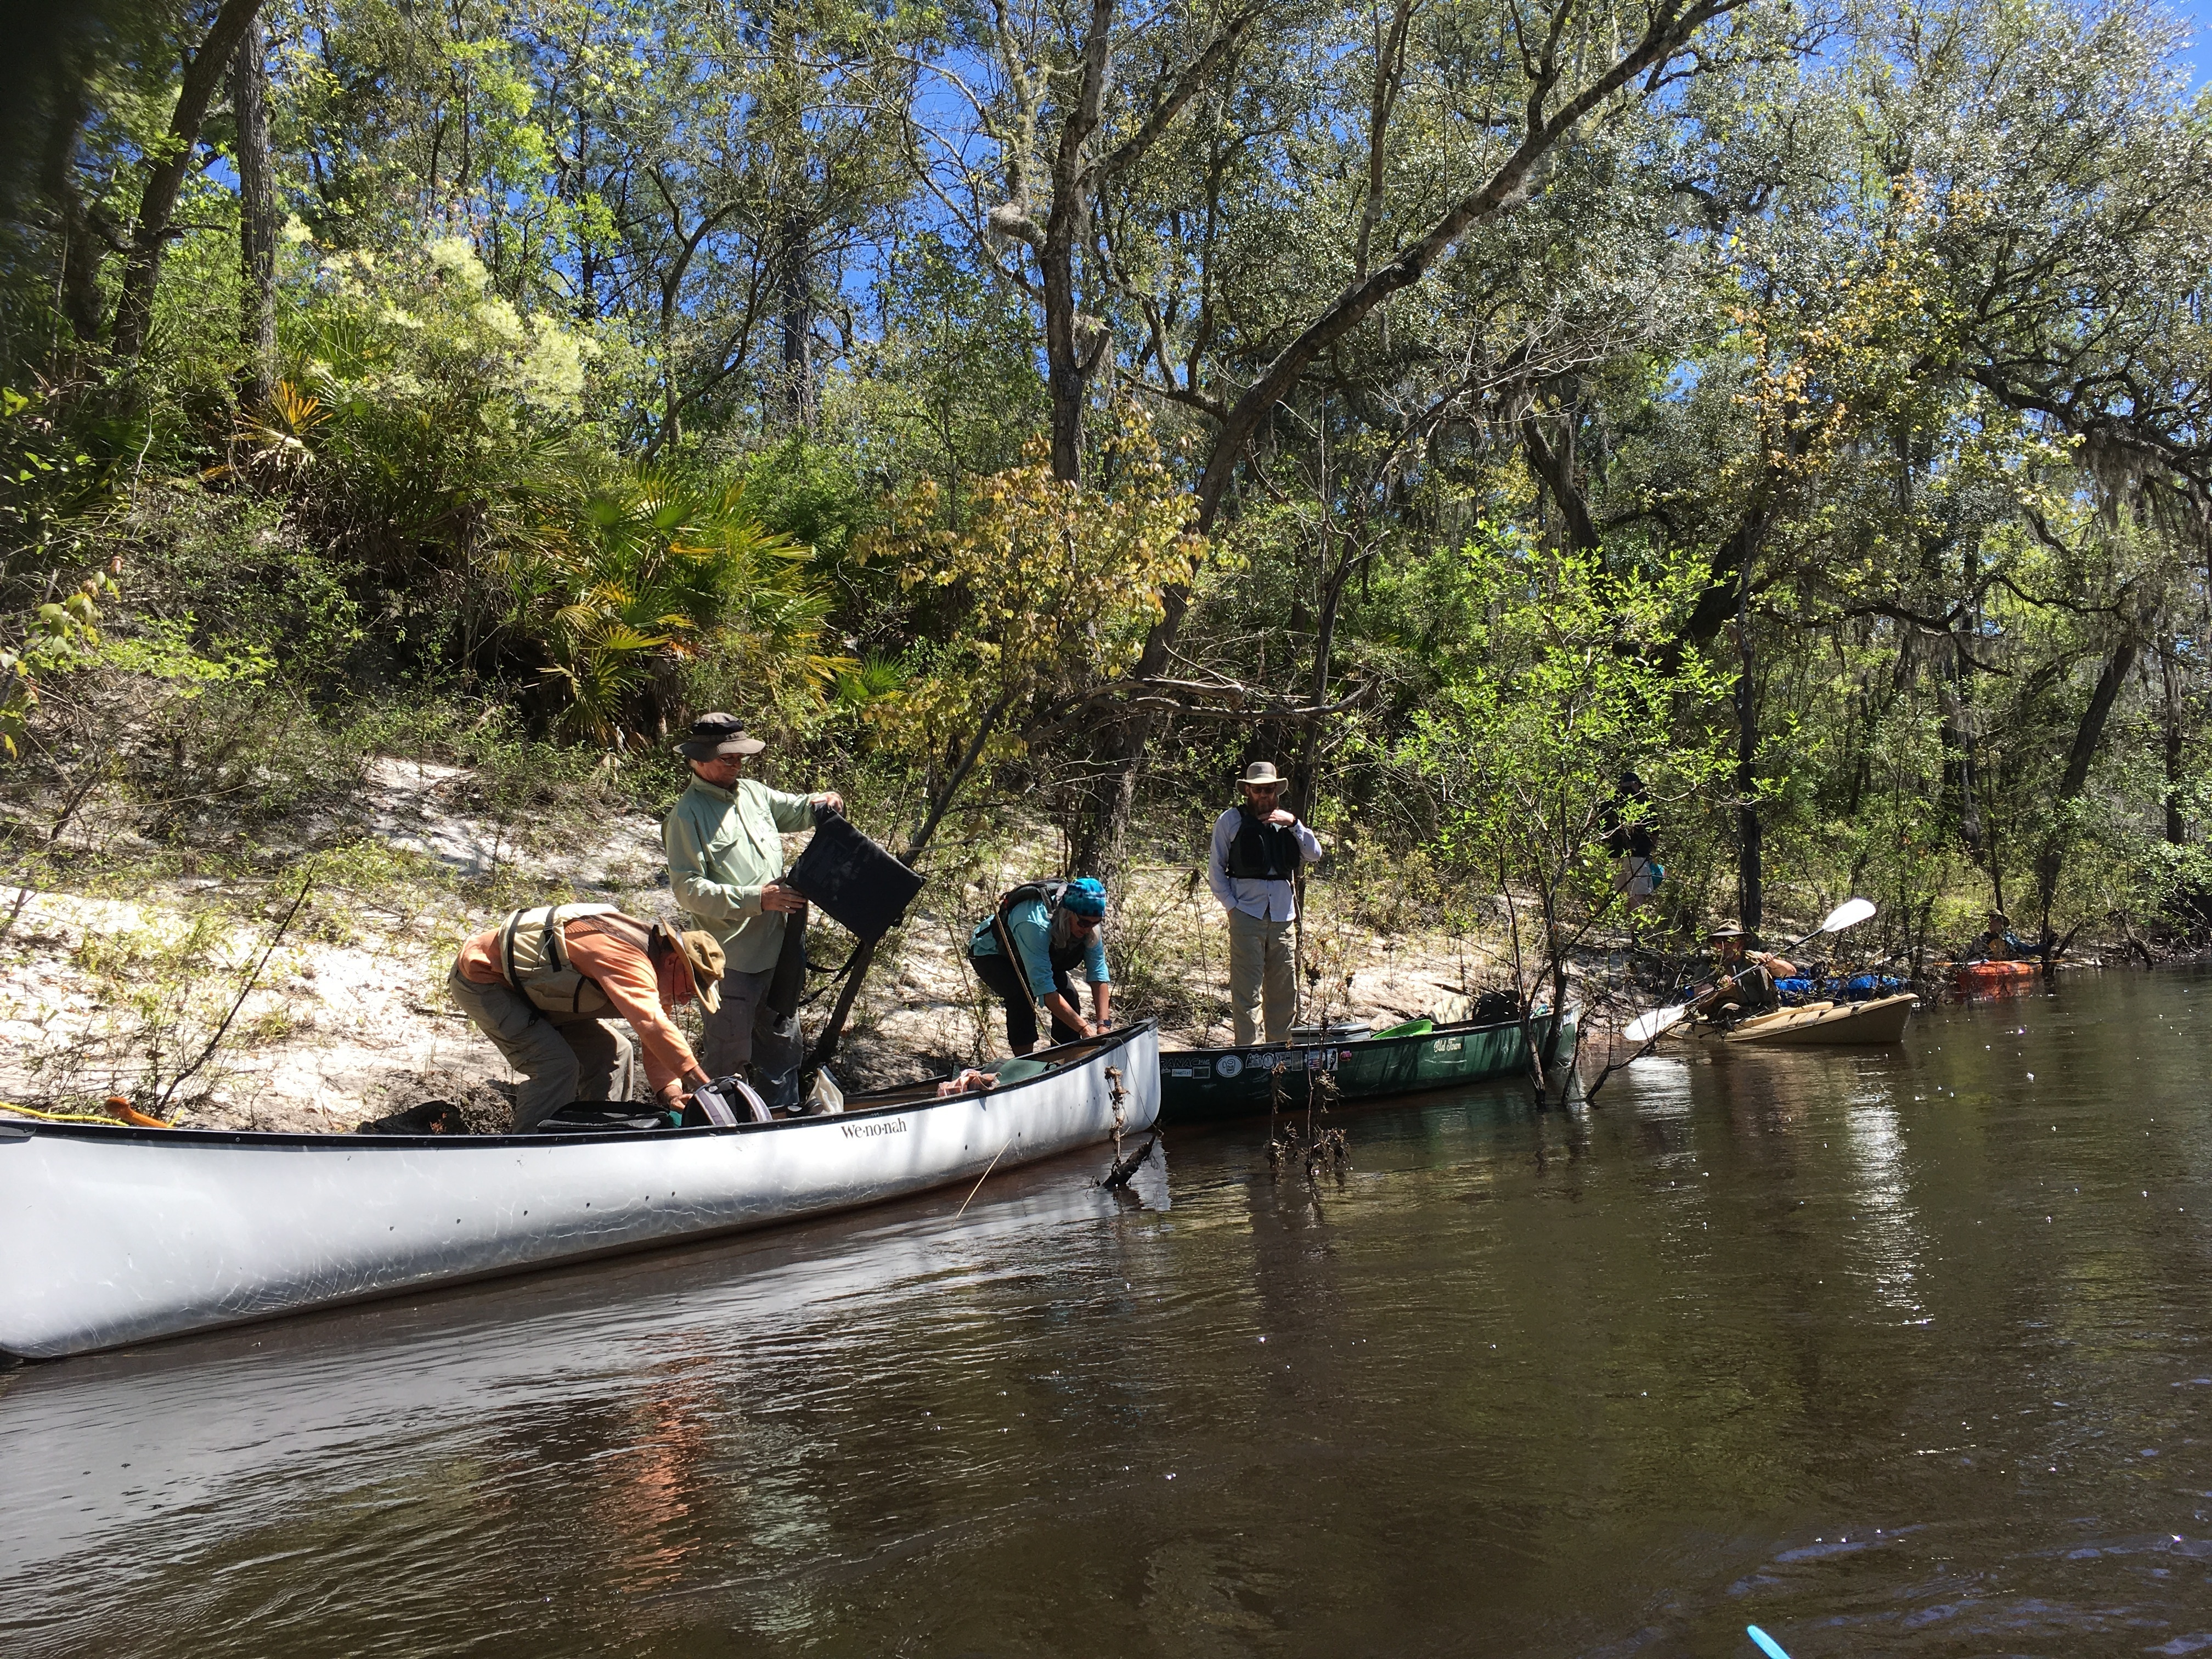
2183, 0, 2212, 85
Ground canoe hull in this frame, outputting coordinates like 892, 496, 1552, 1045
1159, 1008, 1578, 1125
0, 1024, 1159, 1361
1723, 993, 1918, 1047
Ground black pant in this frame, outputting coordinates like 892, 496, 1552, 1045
968, 950, 1082, 1055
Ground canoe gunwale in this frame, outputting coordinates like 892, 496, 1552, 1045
1160, 1007, 1565, 1069
3, 1021, 1158, 1153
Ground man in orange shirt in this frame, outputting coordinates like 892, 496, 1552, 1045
449, 904, 726, 1131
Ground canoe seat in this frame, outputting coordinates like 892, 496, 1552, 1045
1370, 1017, 1435, 1040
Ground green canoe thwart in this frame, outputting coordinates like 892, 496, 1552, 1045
1158, 1006, 1579, 1125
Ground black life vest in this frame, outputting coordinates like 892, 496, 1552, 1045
1223, 804, 1300, 881
995, 880, 1091, 975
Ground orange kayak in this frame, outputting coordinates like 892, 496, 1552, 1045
1955, 958, 2039, 990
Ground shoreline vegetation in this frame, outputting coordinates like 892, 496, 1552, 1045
0, 732, 2177, 1134
4, 1, 2211, 1125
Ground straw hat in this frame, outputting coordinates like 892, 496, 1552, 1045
1239, 760, 1284, 787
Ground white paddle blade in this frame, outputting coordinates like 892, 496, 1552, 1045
1623, 1002, 1690, 1046
1822, 896, 1877, 935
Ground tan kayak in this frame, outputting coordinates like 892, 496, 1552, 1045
1721, 992, 1919, 1047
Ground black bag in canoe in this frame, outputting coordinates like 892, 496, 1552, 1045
532, 1104, 678, 1134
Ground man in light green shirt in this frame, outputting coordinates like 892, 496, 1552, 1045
662, 713, 843, 1087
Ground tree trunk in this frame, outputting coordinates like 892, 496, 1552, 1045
42, 93, 109, 346
232, 13, 276, 407
1937, 656, 1985, 859
1520, 404, 1599, 554
1041, 0, 1114, 483
807, 695, 1014, 1071
777, 210, 815, 431
2033, 636, 2139, 943
1735, 528, 1762, 932
112, 0, 267, 364
2163, 637, 2186, 845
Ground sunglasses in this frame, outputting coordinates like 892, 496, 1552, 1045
1068, 915, 1101, 929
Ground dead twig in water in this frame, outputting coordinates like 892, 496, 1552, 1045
1101, 1131, 1155, 1188
154, 864, 315, 1116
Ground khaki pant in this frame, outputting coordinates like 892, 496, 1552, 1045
447, 959, 637, 1131
1227, 908, 1296, 1046
697, 965, 804, 1108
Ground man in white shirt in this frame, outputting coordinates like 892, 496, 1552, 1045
1206, 760, 1323, 1045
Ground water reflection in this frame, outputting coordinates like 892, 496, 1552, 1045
7, 970, 2212, 1658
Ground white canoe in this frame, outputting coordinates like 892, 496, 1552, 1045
0, 1022, 1159, 1361
1721, 993, 1919, 1046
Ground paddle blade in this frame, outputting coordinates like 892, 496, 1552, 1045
1623, 1002, 1690, 1045
1820, 896, 1877, 935
1746, 1627, 1794, 1659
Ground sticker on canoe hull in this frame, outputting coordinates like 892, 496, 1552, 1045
1214, 1054, 1244, 1079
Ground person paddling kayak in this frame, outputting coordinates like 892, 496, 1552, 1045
1699, 924, 1797, 1017
1971, 909, 2034, 962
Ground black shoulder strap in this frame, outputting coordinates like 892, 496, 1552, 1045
499, 908, 525, 987
996, 880, 1057, 923
991, 885, 1050, 1013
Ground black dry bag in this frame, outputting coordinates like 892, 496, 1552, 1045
782, 808, 923, 942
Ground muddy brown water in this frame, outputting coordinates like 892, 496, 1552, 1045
7, 969, 2212, 1658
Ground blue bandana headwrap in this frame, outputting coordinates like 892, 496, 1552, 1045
1060, 877, 1107, 918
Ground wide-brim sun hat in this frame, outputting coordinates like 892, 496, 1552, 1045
1706, 923, 1748, 941
672, 928, 726, 1013
1239, 760, 1284, 787
675, 711, 766, 760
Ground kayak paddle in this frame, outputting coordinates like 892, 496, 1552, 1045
1746, 1626, 1795, 1659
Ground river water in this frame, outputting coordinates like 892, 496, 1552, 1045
7, 969, 2212, 1658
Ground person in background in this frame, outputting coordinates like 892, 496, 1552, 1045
1207, 760, 1323, 1046
1973, 909, 2033, 961
1600, 770, 1660, 909
1701, 924, 1797, 1015
449, 902, 723, 1131
662, 713, 843, 1094
966, 877, 1112, 1054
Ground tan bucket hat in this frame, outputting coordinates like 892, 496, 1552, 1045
668, 928, 726, 1013
1239, 760, 1284, 787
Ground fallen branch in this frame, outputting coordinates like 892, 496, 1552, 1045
155, 865, 315, 1115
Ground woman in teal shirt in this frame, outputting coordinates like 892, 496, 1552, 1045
966, 878, 1111, 1054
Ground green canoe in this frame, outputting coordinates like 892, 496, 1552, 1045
1158, 1005, 1579, 1126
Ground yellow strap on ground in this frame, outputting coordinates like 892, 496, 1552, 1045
0, 1101, 167, 1127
